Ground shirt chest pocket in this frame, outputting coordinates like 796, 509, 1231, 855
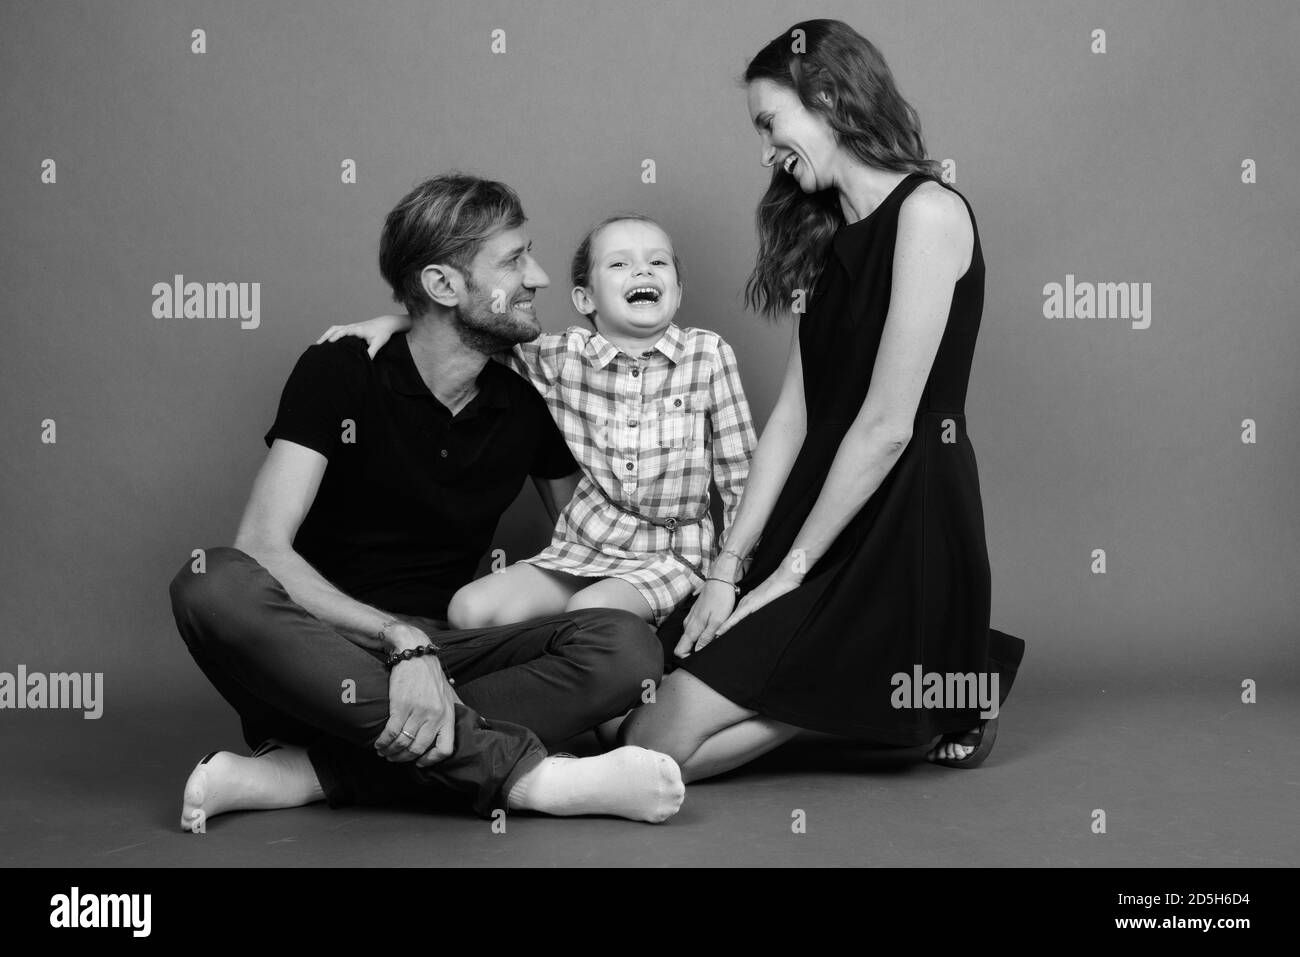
646, 392, 702, 450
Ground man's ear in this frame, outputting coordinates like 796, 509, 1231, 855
420, 264, 462, 309
571, 285, 596, 318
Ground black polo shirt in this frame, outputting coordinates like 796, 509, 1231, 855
263, 332, 577, 619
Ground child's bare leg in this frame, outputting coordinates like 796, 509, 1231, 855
447, 564, 584, 629
565, 578, 655, 621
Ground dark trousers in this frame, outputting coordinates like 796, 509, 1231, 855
169, 547, 663, 818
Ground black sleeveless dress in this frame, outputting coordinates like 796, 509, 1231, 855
657, 172, 1026, 745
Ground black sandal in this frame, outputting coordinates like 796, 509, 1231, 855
927, 716, 999, 769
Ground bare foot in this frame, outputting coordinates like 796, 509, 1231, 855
924, 717, 999, 768
181, 747, 323, 832
926, 727, 978, 762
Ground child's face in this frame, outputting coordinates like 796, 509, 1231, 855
573, 221, 681, 339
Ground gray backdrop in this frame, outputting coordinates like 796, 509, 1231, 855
2, 0, 1297, 705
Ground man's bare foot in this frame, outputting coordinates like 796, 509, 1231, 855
507, 746, 685, 823
181, 746, 324, 832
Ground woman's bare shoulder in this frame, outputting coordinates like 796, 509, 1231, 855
899, 179, 971, 229
897, 180, 974, 265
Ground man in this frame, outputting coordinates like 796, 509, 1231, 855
169, 173, 684, 828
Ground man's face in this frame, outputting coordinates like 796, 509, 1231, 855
455, 226, 550, 351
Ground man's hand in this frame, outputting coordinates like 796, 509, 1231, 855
675, 580, 738, 658
374, 623, 459, 767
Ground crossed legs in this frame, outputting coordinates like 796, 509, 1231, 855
170, 547, 684, 826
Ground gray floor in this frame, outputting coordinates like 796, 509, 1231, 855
2, 678, 1295, 867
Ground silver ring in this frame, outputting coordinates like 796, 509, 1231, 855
398, 730, 415, 741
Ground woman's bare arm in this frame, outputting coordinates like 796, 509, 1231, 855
779, 185, 973, 575
709, 316, 808, 582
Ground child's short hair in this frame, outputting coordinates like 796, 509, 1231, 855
570, 214, 683, 327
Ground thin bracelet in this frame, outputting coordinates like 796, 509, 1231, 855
715, 546, 748, 573
705, 577, 740, 594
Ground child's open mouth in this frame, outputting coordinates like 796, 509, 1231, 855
624, 286, 662, 308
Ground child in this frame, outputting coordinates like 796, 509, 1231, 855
318, 214, 756, 631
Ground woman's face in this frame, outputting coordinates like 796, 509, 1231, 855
746, 78, 839, 192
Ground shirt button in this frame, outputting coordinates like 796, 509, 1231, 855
628, 419, 638, 428
631, 368, 640, 378
673, 398, 682, 408
625, 461, 634, 471
440, 449, 448, 458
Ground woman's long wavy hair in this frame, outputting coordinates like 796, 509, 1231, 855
743, 19, 942, 320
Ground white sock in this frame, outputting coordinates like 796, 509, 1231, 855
181, 747, 323, 832
506, 746, 685, 823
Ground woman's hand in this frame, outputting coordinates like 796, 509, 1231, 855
316, 314, 412, 359
674, 580, 738, 658
712, 562, 805, 639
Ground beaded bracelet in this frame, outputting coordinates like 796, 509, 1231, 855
383, 643, 443, 671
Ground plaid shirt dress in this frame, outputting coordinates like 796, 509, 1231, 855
495, 322, 757, 624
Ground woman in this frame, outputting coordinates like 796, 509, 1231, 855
621, 19, 1026, 779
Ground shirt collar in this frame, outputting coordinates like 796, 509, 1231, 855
576, 322, 687, 370
379, 332, 510, 411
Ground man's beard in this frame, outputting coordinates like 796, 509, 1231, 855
454, 275, 541, 355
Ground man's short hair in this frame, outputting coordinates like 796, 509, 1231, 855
379, 172, 526, 317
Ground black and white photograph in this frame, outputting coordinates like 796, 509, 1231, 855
0, 0, 1295, 920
